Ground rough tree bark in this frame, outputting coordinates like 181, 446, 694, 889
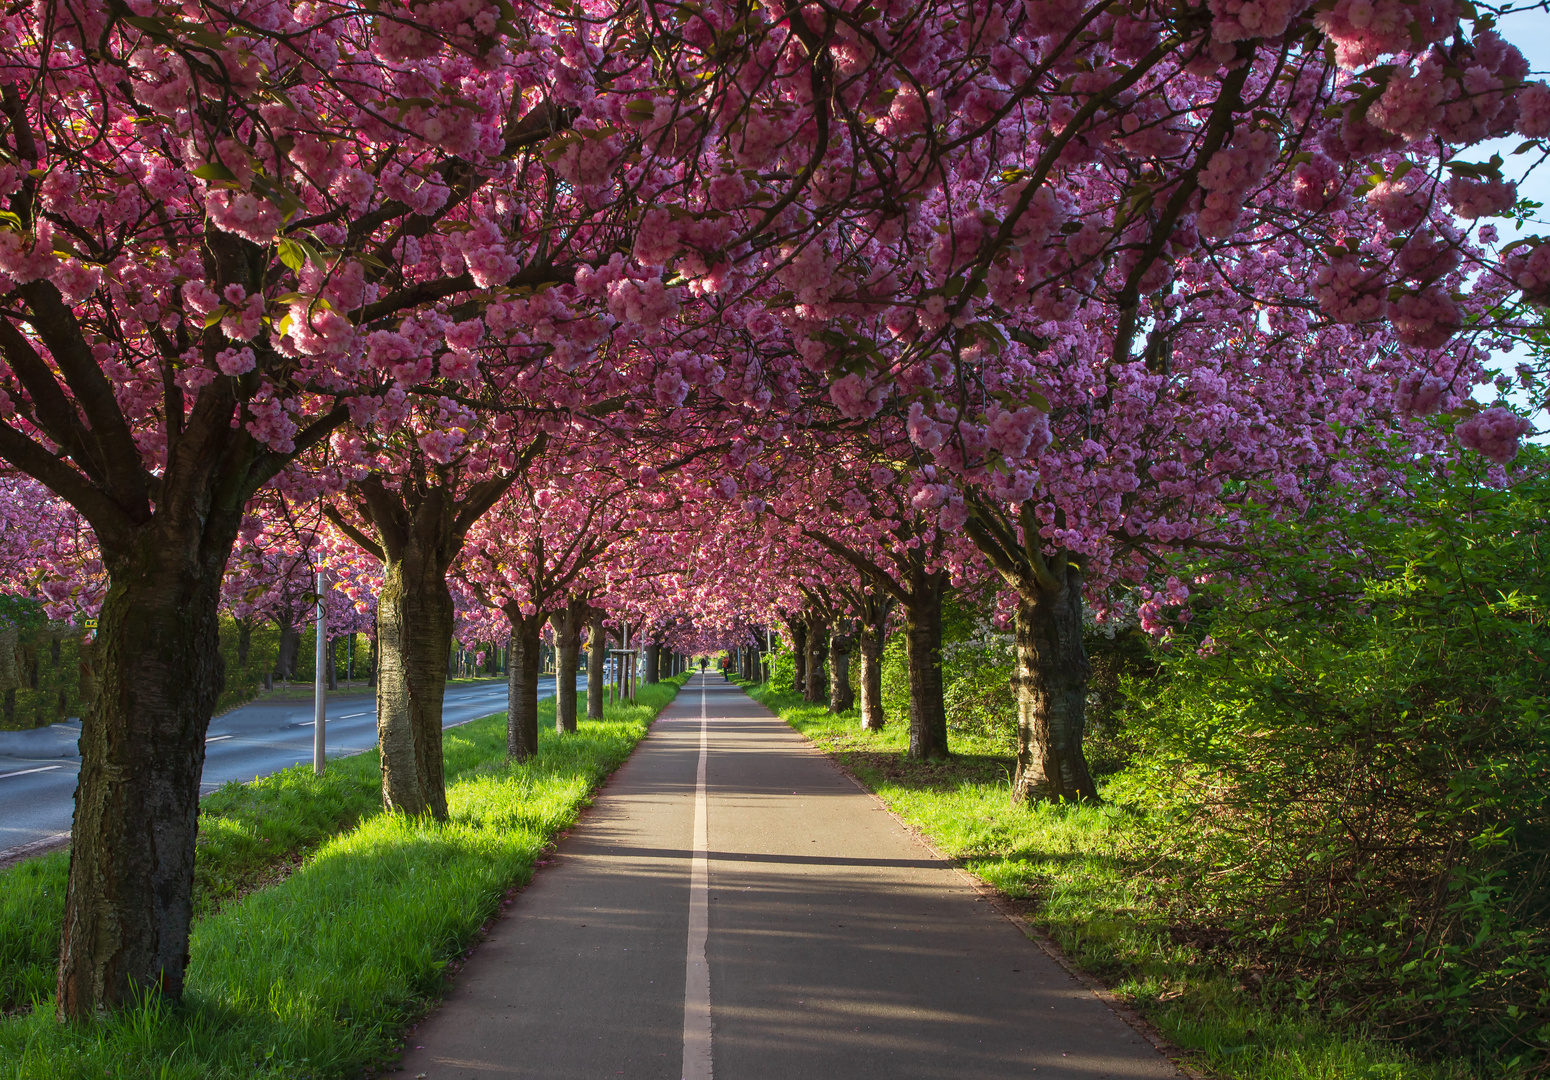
803, 618, 828, 704
326, 469, 520, 818
553, 599, 584, 733
828, 622, 854, 713
857, 595, 891, 731
1011, 563, 1097, 802
963, 503, 1099, 801
644, 637, 661, 684
235, 617, 252, 669
585, 607, 604, 715
789, 619, 808, 696
903, 570, 950, 760
374, 548, 454, 818
506, 608, 545, 759
56, 522, 235, 1017
273, 622, 300, 682
586, 609, 606, 720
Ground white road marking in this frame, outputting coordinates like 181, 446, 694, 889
339, 712, 367, 718
0, 765, 62, 780
682, 675, 713, 1080
205, 735, 234, 743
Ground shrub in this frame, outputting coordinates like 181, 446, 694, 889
1114, 450, 1550, 1073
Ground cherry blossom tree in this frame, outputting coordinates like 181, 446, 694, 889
633, 0, 1547, 795
0, 0, 708, 1015
458, 440, 638, 759
5, 0, 1547, 1023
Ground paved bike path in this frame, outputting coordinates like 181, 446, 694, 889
391, 674, 1179, 1079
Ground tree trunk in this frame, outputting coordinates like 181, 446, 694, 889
327, 635, 339, 691
1012, 566, 1097, 802
828, 627, 854, 713
554, 601, 583, 734
803, 619, 828, 704
274, 622, 299, 681
789, 620, 807, 695
903, 573, 950, 760
56, 526, 231, 1018
644, 640, 660, 684
77, 632, 97, 715
236, 617, 252, 669
507, 609, 544, 760
374, 552, 453, 819
858, 605, 887, 731
586, 610, 605, 720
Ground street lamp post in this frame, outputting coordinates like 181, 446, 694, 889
313, 570, 326, 776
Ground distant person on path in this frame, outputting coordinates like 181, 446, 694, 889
699, 657, 707, 673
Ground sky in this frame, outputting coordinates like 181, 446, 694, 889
1485, 7, 1550, 230
1471, 6, 1550, 435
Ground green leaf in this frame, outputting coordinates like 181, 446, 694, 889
185, 25, 227, 48
192, 162, 239, 183
121, 14, 172, 32
276, 239, 306, 273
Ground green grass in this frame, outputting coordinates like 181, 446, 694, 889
0, 675, 685, 1077
745, 681, 1482, 1080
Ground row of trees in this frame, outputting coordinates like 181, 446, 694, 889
0, 0, 1544, 1026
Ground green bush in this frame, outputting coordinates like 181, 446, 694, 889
1114, 450, 1550, 1072
0, 613, 334, 728
0, 597, 89, 731
769, 644, 796, 694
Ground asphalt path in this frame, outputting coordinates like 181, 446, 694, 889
391, 674, 1180, 1080
0, 676, 568, 855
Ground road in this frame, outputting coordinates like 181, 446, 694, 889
0, 677, 568, 856
390, 674, 1180, 1080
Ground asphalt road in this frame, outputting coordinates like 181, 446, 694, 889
391, 674, 1180, 1080
0, 677, 567, 855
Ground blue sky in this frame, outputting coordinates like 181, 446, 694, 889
1471, 7, 1549, 434
1485, 7, 1550, 233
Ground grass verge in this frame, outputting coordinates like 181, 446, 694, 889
744, 681, 1481, 1080
0, 675, 685, 1077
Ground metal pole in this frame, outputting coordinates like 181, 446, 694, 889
313, 570, 326, 776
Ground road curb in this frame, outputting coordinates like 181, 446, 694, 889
0, 832, 69, 873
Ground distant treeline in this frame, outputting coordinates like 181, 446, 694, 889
0, 601, 382, 729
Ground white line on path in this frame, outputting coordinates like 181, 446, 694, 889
682, 675, 713, 1080
205, 735, 234, 743
339, 712, 366, 718
0, 765, 62, 780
